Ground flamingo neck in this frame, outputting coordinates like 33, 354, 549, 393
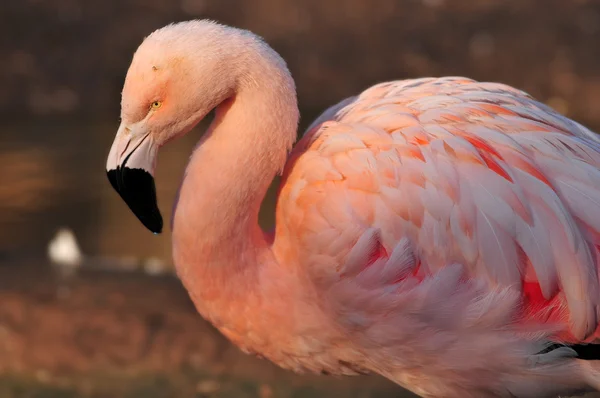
171, 47, 299, 307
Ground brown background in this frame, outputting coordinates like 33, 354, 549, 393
1, 0, 600, 397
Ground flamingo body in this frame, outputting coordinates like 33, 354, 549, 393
279, 77, 600, 342
105, 21, 600, 397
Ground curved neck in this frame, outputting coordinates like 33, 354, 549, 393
171, 47, 298, 301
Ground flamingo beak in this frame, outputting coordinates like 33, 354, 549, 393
106, 124, 163, 234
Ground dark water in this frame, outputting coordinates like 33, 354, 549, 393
1, 120, 211, 266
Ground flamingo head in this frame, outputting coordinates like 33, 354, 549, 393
106, 20, 244, 233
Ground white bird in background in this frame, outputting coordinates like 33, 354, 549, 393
47, 227, 82, 279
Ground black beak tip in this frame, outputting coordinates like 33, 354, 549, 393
139, 210, 163, 234
147, 218, 163, 234
107, 168, 163, 234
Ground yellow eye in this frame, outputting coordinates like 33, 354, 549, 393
151, 101, 162, 109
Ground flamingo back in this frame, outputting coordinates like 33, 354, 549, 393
276, 76, 600, 347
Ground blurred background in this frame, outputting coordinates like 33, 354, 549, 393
1, 0, 600, 396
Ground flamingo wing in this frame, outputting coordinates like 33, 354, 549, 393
275, 77, 600, 346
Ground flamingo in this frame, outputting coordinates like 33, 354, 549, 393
105, 20, 600, 397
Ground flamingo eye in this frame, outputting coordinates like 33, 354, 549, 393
150, 101, 162, 110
